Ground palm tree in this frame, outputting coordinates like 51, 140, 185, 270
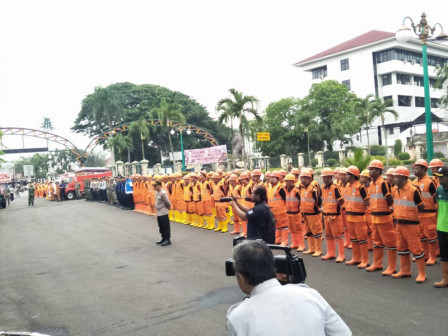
152, 97, 186, 168
355, 94, 375, 154
91, 87, 122, 162
107, 133, 133, 162
343, 148, 372, 172
216, 103, 237, 167
371, 98, 398, 166
435, 64, 448, 107
216, 89, 259, 166
40, 117, 54, 152
128, 117, 155, 161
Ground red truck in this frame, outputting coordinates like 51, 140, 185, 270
58, 167, 112, 200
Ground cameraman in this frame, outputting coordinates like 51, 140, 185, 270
230, 186, 275, 244
227, 240, 351, 336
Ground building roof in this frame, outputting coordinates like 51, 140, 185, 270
294, 30, 395, 66
370, 110, 445, 128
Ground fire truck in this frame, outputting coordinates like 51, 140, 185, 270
58, 167, 112, 200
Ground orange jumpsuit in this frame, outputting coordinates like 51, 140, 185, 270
229, 183, 242, 234
322, 183, 345, 262
239, 183, 253, 237
299, 183, 322, 255
285, 185, 304, 250
268, 183, 289, 246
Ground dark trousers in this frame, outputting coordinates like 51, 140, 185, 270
126, 194, 135, 210
437, 230, 448, 262
157, 215, 171, 241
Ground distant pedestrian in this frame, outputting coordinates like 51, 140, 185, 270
9, 185, 15, 202
434, 167, 448, 288
28, 184, 35, 206
15, 185, 21, 197
154, 180, 172, 246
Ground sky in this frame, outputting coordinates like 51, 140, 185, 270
1, 0, 448, 161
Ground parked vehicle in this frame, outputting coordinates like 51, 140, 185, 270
58, 168, 112, 200
0, 187, 6, 208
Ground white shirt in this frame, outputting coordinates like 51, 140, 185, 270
227, 279, 351, 336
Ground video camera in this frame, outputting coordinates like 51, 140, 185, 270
220, 197, 253, 202
225, 237, 307, 285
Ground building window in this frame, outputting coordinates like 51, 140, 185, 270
388, 128, 394, 135
382, 74, 392, 86
429, 78, 436, 88
312, 66, 327, 80
383, 96, 393, 105
431, 98, 440, 108
415, 97, 425, 107
414, 76, 424, 86
396, 73, 411, 85
376, 48, 447, 67
340, 58, 349, 71
341, 80, 351, 91
398, 95, 412, 107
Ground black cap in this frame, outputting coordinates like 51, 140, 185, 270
434, 167, 448, 177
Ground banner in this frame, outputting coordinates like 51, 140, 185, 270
0, 173, 12, 183
185, 145, 228, 165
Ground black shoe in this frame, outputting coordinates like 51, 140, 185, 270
161, 240, 171, 246
156, 239, 164, 245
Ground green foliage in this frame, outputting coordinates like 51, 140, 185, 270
41, 117, 54, 131
394, 139, 402, 156
370, 145, 386, 156
326, 158, 338, 167
435, 64, 448, 108
311, 159, 318, 168
402, 159, 414, 165
397, 152, 410, 160
72, 82, 231, 165
371, 156, 386, 165
388, 158, 401, 167
324, 151, 339, 161
343, 148, 372, 172
435, 152, 446, 159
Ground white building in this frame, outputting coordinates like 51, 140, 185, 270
294, 30, 448, 156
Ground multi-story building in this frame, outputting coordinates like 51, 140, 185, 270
294, 30, 448, 156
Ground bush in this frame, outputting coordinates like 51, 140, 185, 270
397, 152, 410, 160
324, 151, 339, 161
371, 156, 386, 165
394, 139, 402, 156
388, 158, 401, 166
370, 145, 387, 156
402, 159, 413, 165
326, 158, 338, 167
311, 159, 318, 167
435, 152, 446, 159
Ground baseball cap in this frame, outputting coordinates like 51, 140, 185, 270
434, 167, 448, 177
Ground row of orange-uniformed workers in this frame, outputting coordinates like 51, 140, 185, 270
130, 158, 444, 284
31, 181, 61, 201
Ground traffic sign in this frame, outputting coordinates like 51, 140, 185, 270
257, 132, 270, 141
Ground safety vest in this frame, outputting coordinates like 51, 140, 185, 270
393, 181, 420, 224
213, 182, 226, 201
231, 184, 241, 198
344, 180, 367, 216
268, 183, 287, 216
241, 184, 253, 208
369, 177, 393, 223
285, 186, 300, 213
192, 182, 201, 202
201, 181, 212, 202
413, 175, 437, 218
299, 183, 319, 214
183, 183, 193, 202
322, 183, 340, 215
311, 180, 322, 196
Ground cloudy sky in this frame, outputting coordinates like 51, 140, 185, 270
1, 0, 447, 159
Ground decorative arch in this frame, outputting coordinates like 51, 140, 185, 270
82, 119, 219, 163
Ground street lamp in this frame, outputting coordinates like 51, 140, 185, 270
396, 13, 447, 163
178, 128, 192, 172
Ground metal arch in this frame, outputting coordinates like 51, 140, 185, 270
0, 127, 84, 163
82, 119, 219, 162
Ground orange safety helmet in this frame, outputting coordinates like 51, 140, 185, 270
347, 165, 360, 177
239, 173, 249, 180
385, 168, 396, 175
321, 168, 334, 177
413, 159, 429, 168
309, 168, 314, 175
229, 174, 238, 181
184, 174, 191, 179
271, 171, 281, 179
217, 169, 224, 175
429, 159, 443, 168
338, 168, 347, 175
291, 168, 301, 175
368, 159, 384, 170
334, 167, 340, 174
300, 168, 312, 178
190, 172, 198, 178
252, 169, 262, 176
212, 173, 221, 179
394, 166, 410, 177
264, 171, 272, 177
360, 170, 370, 178
279, 169, 287, 176
284, 173, 296, 182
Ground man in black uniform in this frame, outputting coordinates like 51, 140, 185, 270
230, 186, 275, 244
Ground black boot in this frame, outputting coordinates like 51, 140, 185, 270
156, 239, 164, 245
161, 240, 171, 246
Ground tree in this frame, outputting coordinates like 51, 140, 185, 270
40, 117, 54, 152
343, 148, 372, 172
371, 98, 398, 166
394, 139, 403, 157
435, 64, 448, 108
128, 117, 155, 161
355, 94, 376, 154
152, 97, 186, 169
216, 89, 259, 166
216, 103, 237, 167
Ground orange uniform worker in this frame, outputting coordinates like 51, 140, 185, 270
183, 175, 196, 225
337, 168, 351, 249
392, 166, 426, 283
190, 173, 204, 227
268, 171, 289, 246
212, 173, 229, 232
263, 171, 271, 188
166, 176, 175, 221
228, 174, 242, 234
360, 170, 374, 251
174, 174, 187, 224
429, 159, 443, 188
321, 168, 345, 262
239, 173, 253, 237
299, 168, 323, 257
367, 160, 397, 275
344, 166, 370, 269
412, 159, 438, 265
199, 172, 215, 230
284, 174, 305, 251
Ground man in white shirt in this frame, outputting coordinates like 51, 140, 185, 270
226, 240, 351, 336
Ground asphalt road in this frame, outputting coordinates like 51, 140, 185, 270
1, 195, 447, 336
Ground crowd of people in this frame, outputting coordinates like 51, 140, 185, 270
48, 158, 448, 287
26, 180, 68, 204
